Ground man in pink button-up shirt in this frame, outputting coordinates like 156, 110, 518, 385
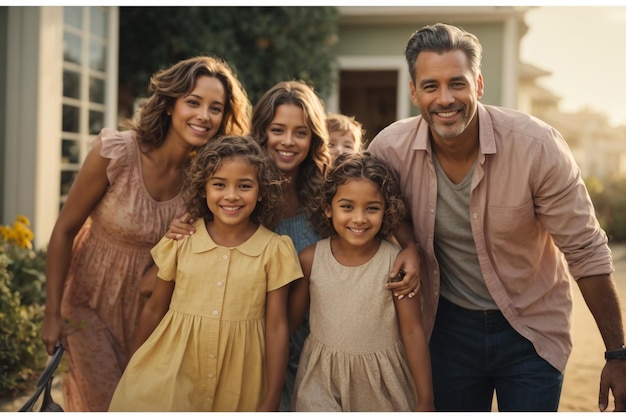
369, 23, 626, 412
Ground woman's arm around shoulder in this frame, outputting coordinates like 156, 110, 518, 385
165, 212, 197, 240
394, 291, 435, 411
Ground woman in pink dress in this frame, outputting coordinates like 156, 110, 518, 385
41, 56, 251, 412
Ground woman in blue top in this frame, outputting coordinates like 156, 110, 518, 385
248, 81, 330, 410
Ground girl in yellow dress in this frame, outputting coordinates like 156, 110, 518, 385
108, 135, 303, 411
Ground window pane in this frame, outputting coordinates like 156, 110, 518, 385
89, 41, 106, 72
62, 105, 80, 133
61, 139, 80, 164
90, 7, 108, 37
63, 70, 80, 99
63, 7, 82, 29
63, 32, 82, 65
60, 170, 78, 196
89, 77, 105, 104
89, 110, 104, 135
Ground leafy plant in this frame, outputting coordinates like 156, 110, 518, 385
118, 6, 339, 115
0, 216, 47, 398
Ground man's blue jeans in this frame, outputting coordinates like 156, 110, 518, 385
429, 296, 563, 411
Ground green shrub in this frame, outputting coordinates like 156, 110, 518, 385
0, 216, 47, 398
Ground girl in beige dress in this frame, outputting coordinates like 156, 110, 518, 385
289, 152, 435, 411
109, 135, 303, 411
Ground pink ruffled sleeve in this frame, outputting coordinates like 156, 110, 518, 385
95, 128, 134, 184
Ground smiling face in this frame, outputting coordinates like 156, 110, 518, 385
167, 75, 226, 149
264, 103, 312, 177
410, 49, 483, 142
324, 178, 385, 250
205, 156, 260, 229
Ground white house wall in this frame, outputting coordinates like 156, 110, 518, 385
2, 6, 119, 249
5, 7, 40, 243
36, 7, 64, 251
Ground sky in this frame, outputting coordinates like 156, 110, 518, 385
520, 6, 626, 127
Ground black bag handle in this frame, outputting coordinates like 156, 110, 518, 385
18, 345, 65, 412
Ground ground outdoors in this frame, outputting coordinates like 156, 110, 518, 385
1, 244, 626, 412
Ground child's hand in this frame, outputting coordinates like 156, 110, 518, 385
165, 213, 196, 240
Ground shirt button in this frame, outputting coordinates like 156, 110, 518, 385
217, 281, 223, 287
472, 213, 479, 219
222, 254, 228, 259
208, 373, 214, 378
210, 353, 216, 359
213, 310, 219, 316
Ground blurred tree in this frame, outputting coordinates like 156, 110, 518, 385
586, 175, 626, 242
118, 6, 339, 118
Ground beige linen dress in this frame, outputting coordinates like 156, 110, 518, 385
291, 238, 418, 411
108, 219, 303, 411
59, 128, 186, 411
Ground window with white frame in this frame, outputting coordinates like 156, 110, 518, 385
60, 6, 110, 211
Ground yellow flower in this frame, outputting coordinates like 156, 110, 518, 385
0, 215, 34, 249
15, 215, 30, 227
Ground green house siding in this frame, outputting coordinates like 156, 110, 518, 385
335, 21, 505, 112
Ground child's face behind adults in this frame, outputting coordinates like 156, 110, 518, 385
167, 75, 227, 149
409, 49, 484, 142
328, 131, 357, 161
265, 103, 312, 178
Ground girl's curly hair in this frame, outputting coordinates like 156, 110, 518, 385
251, 80, 331, 219
182, 135, 284, 230
128, 56, 251, 152
310, 152, 407, 239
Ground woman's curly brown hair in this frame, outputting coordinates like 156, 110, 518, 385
127, 56, 251, 152
250, 80, 331, 219
310, 152, 407, 239
182, 135, 285, 230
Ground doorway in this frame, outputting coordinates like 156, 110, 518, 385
338, 70, 398, 146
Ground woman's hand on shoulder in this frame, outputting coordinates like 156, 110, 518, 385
386, 241, 420, 299
165, 212, 196, 240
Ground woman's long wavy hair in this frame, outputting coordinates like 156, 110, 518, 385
250, 80, 331, 219
182, 135, 285, 231
310, 152, 407, 240
128, 56, 251, 152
